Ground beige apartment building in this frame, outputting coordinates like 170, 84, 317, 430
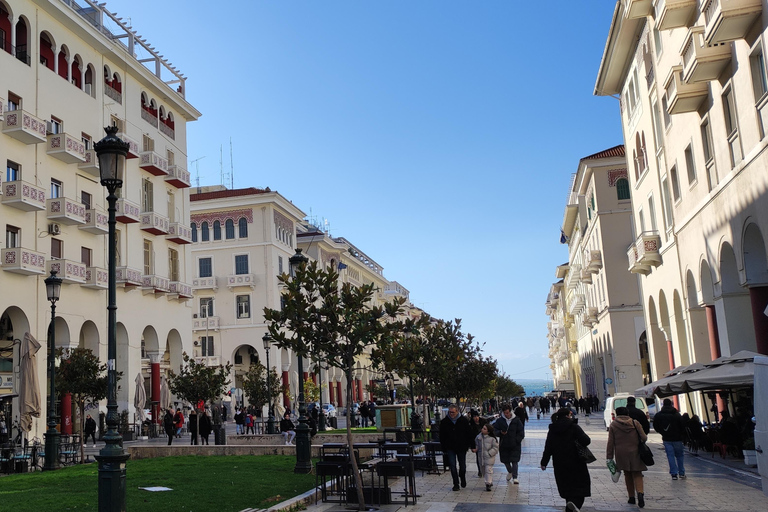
547, 146, 647, 403
0, 0, 199, 440
594, 0, 768, 415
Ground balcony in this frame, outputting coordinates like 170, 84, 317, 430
116, 132, 139, 159
142, 275, 171, 295
586, 250, 603, 273
2, 109, 46, 144
227, 273, 256, 289
193, 316, 220, 331
682, 26, 732, 83
78, 149, 101, 177
2, 247, 46, 275
625, 0, 653, 18
141, 108, 158, 128
703, 0, 762, 45
47, 259, 86, 284
2, 180, 45, 211
568, 293, 586, 316
159, 122, 175, 140
165, 165, 190, 188
580, 268, 593, 285
192, 277, 218, 291
79, 208, 109, 235
664, 65, 708, 114
656, 0, 697, 30
82, 266, 108, 289
116, 266, 142, 287
635, 231, 663, 267
0, 96, 4, 121
586, 307, 599, 326
166, 222, 192, 244
627, 244, 651, 275
139, 150, 168, 176
194, 355, 221, 367
104, 83, 122, 104
47, 197, 86, 225
566, 264, 581, 290
168, 281, 193, 300
47, 133, 86, 164
140, 211, 169, 235
115, 198, 140, 223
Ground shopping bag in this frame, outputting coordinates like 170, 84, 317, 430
606, 459, 621, 483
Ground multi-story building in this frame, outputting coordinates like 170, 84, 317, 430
0, 0, 199, 439
594, 0, 768, 415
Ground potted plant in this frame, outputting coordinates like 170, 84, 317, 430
743, 436, 757, 467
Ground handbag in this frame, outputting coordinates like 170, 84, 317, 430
636, 423, 655, 466
575, 439, 597, 463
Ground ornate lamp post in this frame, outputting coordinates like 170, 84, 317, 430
94, 126, 130, 512
43, 270, 62, 471
289, 248, 312, 473
262, 333, 276, 434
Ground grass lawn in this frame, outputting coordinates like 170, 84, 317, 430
0, 455, 317, 511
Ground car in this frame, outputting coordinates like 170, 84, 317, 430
339, 402, 359, 416
603, 393, 649, 431
322, 403, 337, 418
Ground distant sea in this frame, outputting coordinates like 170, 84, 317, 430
516, 378, 554, 396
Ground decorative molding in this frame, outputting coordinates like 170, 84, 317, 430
273, 210, 293, 233
608, 169, 628, 187
191, 208, 253, 227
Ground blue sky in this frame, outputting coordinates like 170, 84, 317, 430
105, 1, 623, 382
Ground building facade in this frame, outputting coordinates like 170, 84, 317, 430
1, 0, 199, 439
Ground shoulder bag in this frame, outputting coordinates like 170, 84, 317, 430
636, 421, 655, 466
574, 425, 596, 463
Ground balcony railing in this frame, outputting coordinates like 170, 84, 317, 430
625, 0, 653, 19
104, 83, 122, 104
142, 275, 171, 295
192, 277, 218, 290
78, 149, 101, 177
635, 231, 663, 266
166, 222, 192, 244
2, 247, 46, 275
159, 122, 175, 140
0, 96, 5, 121
703, 0, 762, 45
3, 109, 46, 144
566, 264, 581, 290
165, 165, 190, 188
139, 151, 168, 176
2, 180, 46, 211
116, 266, 143, 287
580, 268, 593, 285
664, 65, 708, 114
568, 293, 586, 316
80, 208, 109, 235
227, 273, 256, 289
47, 197, 86, 225
116, 198, 141, 223
116, 132, 139, 159
193, 316, 220, 331
47, 259, 87, 284
682, 26, 732, 83
141, 108, 158, 128
169, 281, 193, 299
656, 0, 697, 31
47, 133, 86, 164
83, 266, 109, 289
140, 211, 169, 235
586, 250, 603, 273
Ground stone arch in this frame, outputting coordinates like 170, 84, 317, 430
231, 344, 259, 406
165, 329, 183, 374
1, 306, 31, 339
57, 43, 70, 80
142, 325, 160, 357
720, 242, 756, 354
39, 30, 55, 71
685, 269, 699, 309
53, 316, 71, 347
72, 53, 83, 88
646, 295, 668, 380
672, 290, 691, 366
700, 259, 716, 304
742, 222, 768, 354
116, 322, 130, 408
78, 320, 100, 356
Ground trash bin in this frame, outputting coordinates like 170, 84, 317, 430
329, 416, 338, 429
214, 424, 227, 445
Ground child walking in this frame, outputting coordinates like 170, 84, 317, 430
472, 423, 499, 491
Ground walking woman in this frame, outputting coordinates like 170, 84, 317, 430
472, 423, 499, 491
493, 403, 525, 484
540, 408, 592, 512
163, 408, 176, 446
607, 406, 648, 508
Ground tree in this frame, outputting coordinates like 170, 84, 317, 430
241, 361, 282, 413
168, 352, 232, 439
55, 347, 112, 463
495, 374, 525, 402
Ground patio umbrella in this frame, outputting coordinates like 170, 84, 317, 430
134, 373, 146, 423
634, 364, 688, 398
18, 333, 41, 432
658, 362, 708, 397
685, 360, 755, 391
160, 375, 170, 411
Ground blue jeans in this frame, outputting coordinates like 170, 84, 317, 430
444, 449, 467, 487
663, 440, 685, 476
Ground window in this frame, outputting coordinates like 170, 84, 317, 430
684, 145, 697, 185
81, 191, 92, 210
751, 46, 768, 102
638, 207, 646, 233
278, 255, 283, 274
143, 239, 153, 275
238, 218, 248, 238
50, 179, 62, 199
81, 134, 92, 151
722, 86, 742, 166
6, 161, 20, 182
110, 115, 124, 132
141, 179, 153, 212
225, 219, 235, 240
81, 246, 91, 267
168, 248, 179, 281
7, 93, 20, 111
235, 254, 249, 275
142, 134, 154, 152
200, 297, 214, 317
234, 352, 243, 365
5, 226, 20, 248
648, 195, 658, 232
661, 177, 674, 230
701, 118, 718, 191
48, 116, 62, 135
200, 336, 214, 357
166, 149, 175, 166
237, 295, 251, 319
617, 178, 630, 200
213, 221, 221, 241
651, 97, 664, 152
201, 222, 209, 242
167, 190, 176, 222
653, 27, 663, 58
661, 94, 671, 129
191, 222, 198, 243
51, 238, 63, 259
670, 165, 681, 201
199, 257, 212, 278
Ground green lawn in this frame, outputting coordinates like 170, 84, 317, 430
0, 455, 317, 511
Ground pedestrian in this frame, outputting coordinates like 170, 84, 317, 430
514, 401, 529, 424
469, 410, 487, 477
189, 408, 198, 445
540, 408, 592, 512
493, 403, 525, 485
368, 401, 376, 426
360, 401, 370, 427
235, 407, 244, 435
164, 408, 176, 446
84, 414, 97, 447
472, 423, 499, 491
173, 408, 184, 438
626, 396, 650, 434
280, 411, 296, 445
199, 410, 212, 445
439, 404, 475, 491
245, 411, 254, 434
607, 406, 648, 508
652, 398, 686, 480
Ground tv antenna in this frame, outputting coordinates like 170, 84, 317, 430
190, 156, 206, 193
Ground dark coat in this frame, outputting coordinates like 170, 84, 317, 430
627, 405, 650, 434
163, 411, 175, 436
85, 417, 97, 435
607, 415, 647, 472
540, 417, 592, 500
199, 414, 212, 437
188, 412, 198, 435
280, 418, 295, 432
653, 405, 685, 441
439, 414, 475, 453
493, 415, 525, 463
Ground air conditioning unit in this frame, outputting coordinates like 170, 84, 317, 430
193, 314, 198, 318
48, 224, 61, 235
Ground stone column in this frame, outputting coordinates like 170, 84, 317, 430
147, 351, 162, 424
336, 381, 343, 407
749, 286, 768, 355
281, 364, 291, 408
61, 393, 72, 434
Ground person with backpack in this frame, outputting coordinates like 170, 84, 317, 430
653, 398, 686, 480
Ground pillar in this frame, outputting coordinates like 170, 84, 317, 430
705, 305, 726, 415
281, 367, 290, 408
356, 379, 363, 402
369, 379, 375, 401
749, 286, 768, 355
62, 393, 72, 434
148, 351, 162, 424
336, 381, 343, 407
666, 339, 679, 409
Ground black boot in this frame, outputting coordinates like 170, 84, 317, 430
637, 492, 645, 508
628, 496, 635, 504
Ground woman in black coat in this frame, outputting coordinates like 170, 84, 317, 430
199, 411, 212, 445
540, 408, 592, 512
163, 408, 176, 446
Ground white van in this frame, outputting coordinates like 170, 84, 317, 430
603, 393, 649, 431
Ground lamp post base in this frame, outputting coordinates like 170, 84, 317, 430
43, 429, 60, 471
95, 451, 130, 512
293, 422, 312, 474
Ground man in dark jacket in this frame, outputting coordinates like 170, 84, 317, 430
626, 396, 650, 434
493, 404, 525, 484
440, 404, 475, 491
84, 414, 97, 447
652, 398, 686, 480
163, 408, 176, 446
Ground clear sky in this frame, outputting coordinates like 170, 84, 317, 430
104, 0, 623, 382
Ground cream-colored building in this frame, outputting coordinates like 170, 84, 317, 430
594, 0, 768, 415
0, 0, 199, 439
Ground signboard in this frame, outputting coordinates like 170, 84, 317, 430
605, 378, 613, 385
0, 374, 13, 390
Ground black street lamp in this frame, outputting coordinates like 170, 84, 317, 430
94, 126, 130, 512
262, 333, 276, 434
288, 248, 312, 474
43, 270, 62, 471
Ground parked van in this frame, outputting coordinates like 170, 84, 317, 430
603, 393, 649, 431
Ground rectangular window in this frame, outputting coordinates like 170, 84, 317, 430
235, 254, 249, 275
638, 207, 646, 233
651, 97, 664, 152
237, 295, 251, 319
653, 28, 663, 59
701, 118, 718, 191
142, 134, 154, 152
278, 255, 283, 274
48, 116, 62, 135
143, 239, 153, 275
199, 257, 212, 278
684, 145, 697, 184
81, 133, 92, 151
50, 179, 62, 199
648, 195, 658, 232
168, 248, 179, 281
722, 86, 742, 166
81, 246, 92, 267
200, 336, 214, 357
200, 297, 214, 317
6, 160, 20, 182
81, 191, 92, 210
670, 165, 681, 201
7, 92, 20, 111
5, 225, 20, 248
661, 177, 674, 230
51, 238, 63, 259
110, 115, 124, 133
166, 149, 175, 166
661, 94, 671, 128
167, 190, 176, 223
142, 179, 153, 212
751, 46, 768, 101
